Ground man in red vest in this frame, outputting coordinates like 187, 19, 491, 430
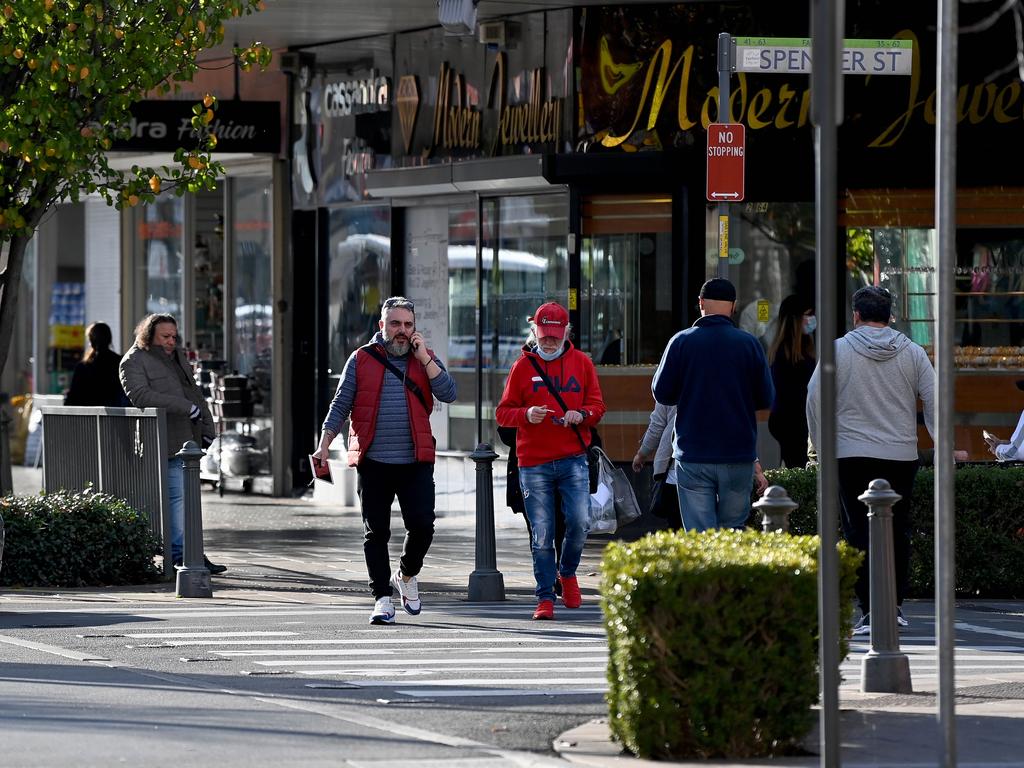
313, 297, 457, 624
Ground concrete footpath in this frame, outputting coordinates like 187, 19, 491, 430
8, 466, 1024, 766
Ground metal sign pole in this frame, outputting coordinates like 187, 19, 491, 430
717, 32, 731, 279
935, 0, 958, 764
811, 1, 841, 765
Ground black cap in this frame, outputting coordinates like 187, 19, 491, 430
699, 278, 737, 302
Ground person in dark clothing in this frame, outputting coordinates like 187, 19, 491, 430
767, 295, 816, 468
65, 322, 130, 407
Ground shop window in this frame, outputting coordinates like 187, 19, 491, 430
135, 194, 184, 319
848, 226, 1024, 368
706, 202, 817, 349
326, 206, 391, 377
447, 193, 569, 452
582, 196, 673, 365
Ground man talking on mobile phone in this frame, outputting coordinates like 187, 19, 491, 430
313, 296, 457, 624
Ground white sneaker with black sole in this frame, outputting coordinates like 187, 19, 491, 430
390, 569, 421, 615
370, 595, 396, 625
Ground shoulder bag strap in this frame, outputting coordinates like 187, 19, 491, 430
526, 354, 589, 454
362, 344, 432, 416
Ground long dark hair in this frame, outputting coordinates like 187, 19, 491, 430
133, 313, 177, 350
83, 322, 113, 363
768, 295, 815, 365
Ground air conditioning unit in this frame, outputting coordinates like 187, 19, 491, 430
438, 0, 478, 36
478, 20, 506, 47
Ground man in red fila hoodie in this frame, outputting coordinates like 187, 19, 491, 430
496, 302, 606, 620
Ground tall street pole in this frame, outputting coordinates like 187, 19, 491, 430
935, 0, 958, 764
811, 1, 842, 765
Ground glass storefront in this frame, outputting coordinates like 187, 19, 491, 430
325, 205, 391, 377
706, 202, 817, 349
135, 195, 184, 319
447, 193, 570, 451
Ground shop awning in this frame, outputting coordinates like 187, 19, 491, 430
365, 155, 555, 198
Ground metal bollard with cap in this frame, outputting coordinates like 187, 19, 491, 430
468, 443, 505, 601
175, 441, 212, 598
858, 478, 912, 693
753, 485, 797, 533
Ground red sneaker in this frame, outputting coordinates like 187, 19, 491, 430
560, 575, 582, 609
532, 599, 555, 620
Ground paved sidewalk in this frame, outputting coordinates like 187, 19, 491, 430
8, 465, 1024, 766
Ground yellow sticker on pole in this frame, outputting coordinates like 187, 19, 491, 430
757, 299, 770, 323
568, 288, 578, 311
719, 215, 729, 260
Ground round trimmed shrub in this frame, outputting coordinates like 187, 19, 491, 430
0, 489, 161, 587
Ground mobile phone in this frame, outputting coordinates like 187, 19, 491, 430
309, 454, 333, 484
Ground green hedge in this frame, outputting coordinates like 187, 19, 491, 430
0, 490, 162, 587
601, 529, 862, 760
760, 465, 1024, 598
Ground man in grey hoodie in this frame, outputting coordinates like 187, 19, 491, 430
806, 286, 935, 636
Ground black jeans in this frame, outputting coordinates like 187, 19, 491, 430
837, 456, 919, 614
356, 458, 436, 599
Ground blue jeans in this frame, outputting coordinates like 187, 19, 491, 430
675, 460, 754, 532
167, 457, 184, 561
519, 453, 590, 603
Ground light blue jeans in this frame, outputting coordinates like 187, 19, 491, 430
675, 460, 754, 532
519, 453, 590, 603
167, 457, 184, 562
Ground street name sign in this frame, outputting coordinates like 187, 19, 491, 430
734, 37, 913, 76
707, 123, 745, 202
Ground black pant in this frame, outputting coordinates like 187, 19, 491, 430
356, 458, 436, 599
769, 412, 809, 469
837, 456, 919, 614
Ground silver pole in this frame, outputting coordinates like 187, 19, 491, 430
811, 2, 841, 765
935, 0, 958, 764
716, 33, 731, 280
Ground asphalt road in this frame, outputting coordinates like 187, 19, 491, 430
0, 589, 607, 768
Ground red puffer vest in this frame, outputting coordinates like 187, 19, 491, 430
347, 344, 435, 466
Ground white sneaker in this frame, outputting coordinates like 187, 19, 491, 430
897, 608, 909, 628
370, 596, 396, 625
852, 613, 871, 636
390, 569, 421, 615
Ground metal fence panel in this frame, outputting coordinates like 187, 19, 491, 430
40, 406, 170, 573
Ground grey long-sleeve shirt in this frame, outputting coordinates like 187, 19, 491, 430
806, 325, 934, 461
321, 332, 457, 464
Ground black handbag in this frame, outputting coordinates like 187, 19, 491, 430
525, 356, 601, 494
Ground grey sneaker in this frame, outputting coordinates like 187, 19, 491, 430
390, 569, 421, 615
370, 596, 396, 625
853, 613, 871, 636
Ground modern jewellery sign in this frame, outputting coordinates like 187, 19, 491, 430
734, 37, 913, 76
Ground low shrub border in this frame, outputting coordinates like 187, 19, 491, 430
601, 529, 861, 760
759, 465, 1024, 598
0, 489, 162, 587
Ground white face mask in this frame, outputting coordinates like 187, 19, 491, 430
536, 339, 566, 361
803, 316, 817, 335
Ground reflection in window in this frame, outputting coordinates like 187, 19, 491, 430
231, 177, 273, 413
326, 206, 391, 375
582, 196, 673, 365
137, 195, 183, 318
447, 193, 569, 451
709, 202, 817, 348
850, 227, 1024, 368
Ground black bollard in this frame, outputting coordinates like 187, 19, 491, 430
468, 443, 505, 601
753, 485, 797, 533
175, 441, 212, 598
858, 478, 912, 693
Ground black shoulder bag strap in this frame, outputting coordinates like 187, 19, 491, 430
362, 344, 432, 416
526, 354, 590, 454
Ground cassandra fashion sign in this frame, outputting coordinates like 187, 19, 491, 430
112, 100, 281, 154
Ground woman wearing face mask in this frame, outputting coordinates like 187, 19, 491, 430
767, 295, 817, 468
496, 302, 606, 620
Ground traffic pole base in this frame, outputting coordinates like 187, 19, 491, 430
861, 650, 913, 693
176, 567, 213, 598
468, 569, 505, 602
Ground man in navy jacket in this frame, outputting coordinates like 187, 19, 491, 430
653, 278, 774, 531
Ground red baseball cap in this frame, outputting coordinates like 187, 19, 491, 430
530, 302, 569, 338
